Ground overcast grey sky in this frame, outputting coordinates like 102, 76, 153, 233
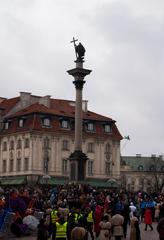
0, 0, 164, 157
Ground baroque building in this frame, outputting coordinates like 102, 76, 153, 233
0, 92, 122, 186
120, 154, 164, 192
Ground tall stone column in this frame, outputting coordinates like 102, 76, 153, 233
67, 42, 92, 181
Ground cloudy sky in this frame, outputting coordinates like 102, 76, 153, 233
0, 0, 164, 157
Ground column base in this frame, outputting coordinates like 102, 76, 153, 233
69, 150, 88, 182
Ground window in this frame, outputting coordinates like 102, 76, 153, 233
24, 158, 29, 171
16, 159, 21, 171
42, 118, 51, 127
161, 166, 164, 172
88, 160, 93, 175
19, 119, 24, 127
43, 138, 50, 149
17, 139, 22, 149
138, 165, 144, 171
2, 141, 7, 151
105, 143, 112, 161
87, 143, 95, 153
139, 178, 144, 185
147, 180, 151, 185
4, 122, 9, 130
9, 159, 14, 172
24, 138, 29, 148
62, 159, 68, 174
105, 162, 111, 175
62, 140, 69, 151
105, 143, 111, 153
9, 152, 13, 159
3, 160, 6, 172
150, 165, 155, 171
61, 120, 70, 129
9, 140, 14, 150
104, 124, 112, 133
87, 123, 95, 132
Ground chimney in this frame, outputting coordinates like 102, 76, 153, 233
39, 95, 51, 108
82, 100, 88, 112
20, 92, 31, 108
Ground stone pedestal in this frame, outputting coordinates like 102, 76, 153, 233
69, 150, 88, 181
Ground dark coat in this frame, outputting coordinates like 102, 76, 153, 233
157, 218, 164, 240
37, 220, 48, 240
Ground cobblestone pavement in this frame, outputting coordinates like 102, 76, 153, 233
0, 222, 159, 240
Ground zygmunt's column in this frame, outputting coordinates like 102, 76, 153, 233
67, 38, 92, 182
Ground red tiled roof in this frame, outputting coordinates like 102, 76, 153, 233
0, 97, 19, 115
0, 95, 123, 140
6, 98, 114, 122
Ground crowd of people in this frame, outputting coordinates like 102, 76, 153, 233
0, 183, 164, 240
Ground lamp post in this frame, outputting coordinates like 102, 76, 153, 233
67, 38, 92, 182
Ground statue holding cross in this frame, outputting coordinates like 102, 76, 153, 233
70, 37, 86, 61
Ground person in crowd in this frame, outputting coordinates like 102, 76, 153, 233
144, 207, 153, 231
9, 189, 27, 218
99, 214, 112, 240
129, 202, 137, 219
155, 203, 161, 222
52, 214, 68, 240
111, 210, 124, 240
37, 217, 49, 240
67, 209, 77, 240
157, 217, 164, 240
160, 202, 164, 220
58, 201, 69, 222
71, 226, 87, 240
0, 195, 5, 210
84, 207, 94, 240
10, 216, 30, 238
94, 200, 104, 238
130, 212, 141, 240
121, 202, 130, 238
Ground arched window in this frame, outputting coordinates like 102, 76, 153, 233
24, 138, 29, 148
17, 139, 22, 149
138, 165, 144, 171
161, 166, 164, 172
87, 142, 94, 153
10, 140, 14, 150
105, 143, 111, 153
149, 165, 155, 171
105, 143, 112, 161
43, 137, 50, 149
62, 140, 69, 150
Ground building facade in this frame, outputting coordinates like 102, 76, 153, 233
120, 154, 164, 192
0, 92, 122, 185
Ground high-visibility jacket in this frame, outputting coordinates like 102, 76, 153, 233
56, 222, 67, 238
87, 211, 93, 223
51, 210, 58, 224
75, 213, 83, 223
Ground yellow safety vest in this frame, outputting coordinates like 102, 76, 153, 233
87, 211, 93, 223
56, 222, 67, 238
75, 213, 83, 223
51, 210, 58, 224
